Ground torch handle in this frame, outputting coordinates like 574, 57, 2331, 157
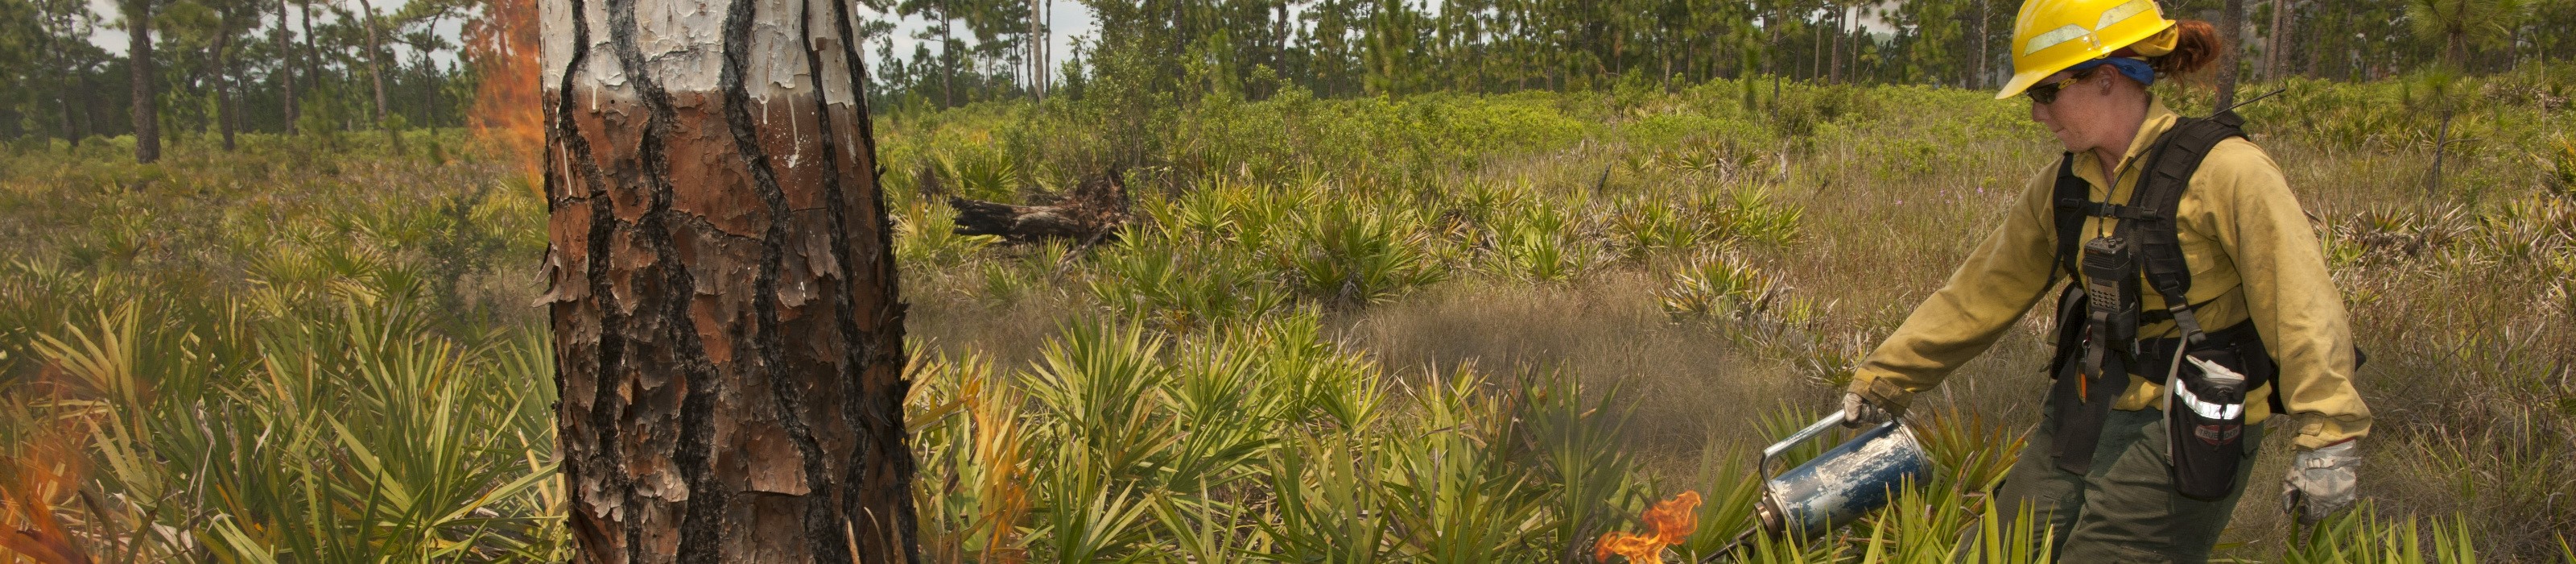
1758, 409, 1850, 482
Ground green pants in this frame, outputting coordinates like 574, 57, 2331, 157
1991, 402, 2264, 563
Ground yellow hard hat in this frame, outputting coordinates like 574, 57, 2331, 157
1996, 0, 2178, 99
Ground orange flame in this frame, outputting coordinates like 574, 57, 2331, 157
1594, 490, 1702, 563
465, 0, 543, 189
0, 429, 95, 564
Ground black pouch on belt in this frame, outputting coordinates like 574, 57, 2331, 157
2165, 341, 2260, 500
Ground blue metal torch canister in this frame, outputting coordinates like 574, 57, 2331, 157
1752, 410, 1933, 540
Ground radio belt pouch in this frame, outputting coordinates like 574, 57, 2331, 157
2142, 323, 2275, 500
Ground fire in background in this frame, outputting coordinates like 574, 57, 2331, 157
466, 0, 542, 190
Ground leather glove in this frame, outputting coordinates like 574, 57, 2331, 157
2282, 440, 2359, 524
1840, 392, 1896, 428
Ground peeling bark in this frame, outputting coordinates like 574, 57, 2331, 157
538, 0, 919, 557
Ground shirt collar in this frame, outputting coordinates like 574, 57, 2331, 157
2074, 96, 2181, 186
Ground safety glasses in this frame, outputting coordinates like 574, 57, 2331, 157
2025, 65, 2104, 105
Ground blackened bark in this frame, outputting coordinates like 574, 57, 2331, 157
129, 0, 158, 164
948, 170, 1130, 244
539, 0, 919, 558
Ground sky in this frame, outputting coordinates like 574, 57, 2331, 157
84, 0, 1106, 76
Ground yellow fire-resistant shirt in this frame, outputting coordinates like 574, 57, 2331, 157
1847, 97, 2372, 450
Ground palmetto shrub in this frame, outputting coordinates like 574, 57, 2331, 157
1657, 251, 1781, 321
1086, 231, 1290, 330
1279, 201, 1445, 305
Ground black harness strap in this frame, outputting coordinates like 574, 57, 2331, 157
2050, 153, 2090, 279
2129, 111, 2248, 345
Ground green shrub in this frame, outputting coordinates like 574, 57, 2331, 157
1279, 201, 1444, 305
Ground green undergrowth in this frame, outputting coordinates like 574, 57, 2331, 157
3, 68, 2574, 562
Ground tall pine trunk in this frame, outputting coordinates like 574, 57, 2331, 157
277, 0, 299, 135
300, 0, 324, 130
356, 0, 389, 122
129, 0, 159, 164
1975, 0, 1990, 89
1020, 0, 1030, 96
2263, 0, 2294, 82
538, 0, 921, 556
354, 0, 398, 148
2212, 0, 2244, 109
1827, 4, 1842, 85
418, 48, 440, 130
214, 5, 237, 151
44, 14, 81, 145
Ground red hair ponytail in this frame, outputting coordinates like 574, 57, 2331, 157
2153, 19, 2222, 76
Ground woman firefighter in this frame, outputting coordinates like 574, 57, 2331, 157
1835, 0, 2371, 561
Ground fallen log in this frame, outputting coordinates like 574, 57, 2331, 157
950, 168, 1130, 245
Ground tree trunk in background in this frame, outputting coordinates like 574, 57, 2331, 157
941, 22, 956, 106
277, 0, 299, 135
1810, 19, 1821, 80
299, 0, 323, 126
2262, 0, 2293, 81
2212, 0, 2243, 109
72, 75, 94, 144
538, 0, 920, 557
1975, 0, 1990, 89
1827, 4, 1843, 84
418, 48, 441, 129
128, 0, 159, 164
356, 0, 389, 122
354, 0, 398, 148
1022, 0, 1033, 95
1762, 11, 1777, 77
214, 6, 237, 151
44, 15, 80, 145
2444, 31, 2467, 69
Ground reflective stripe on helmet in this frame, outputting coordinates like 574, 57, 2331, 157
2023, 24, 2092, 55
2095, 0, 2156, 31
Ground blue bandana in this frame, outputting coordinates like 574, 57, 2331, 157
2068, 57, 2157, 87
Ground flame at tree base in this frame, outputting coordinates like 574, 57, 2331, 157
1596, 490, 1703, 563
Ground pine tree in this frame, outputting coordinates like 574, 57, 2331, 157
539, 0, 923, 557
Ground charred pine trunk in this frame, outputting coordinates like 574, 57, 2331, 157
537, 0, 919, 557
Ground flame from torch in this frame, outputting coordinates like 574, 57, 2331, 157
1594, 490, 1702, 563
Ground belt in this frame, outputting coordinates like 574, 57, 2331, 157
2132, 321, 2273, 382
